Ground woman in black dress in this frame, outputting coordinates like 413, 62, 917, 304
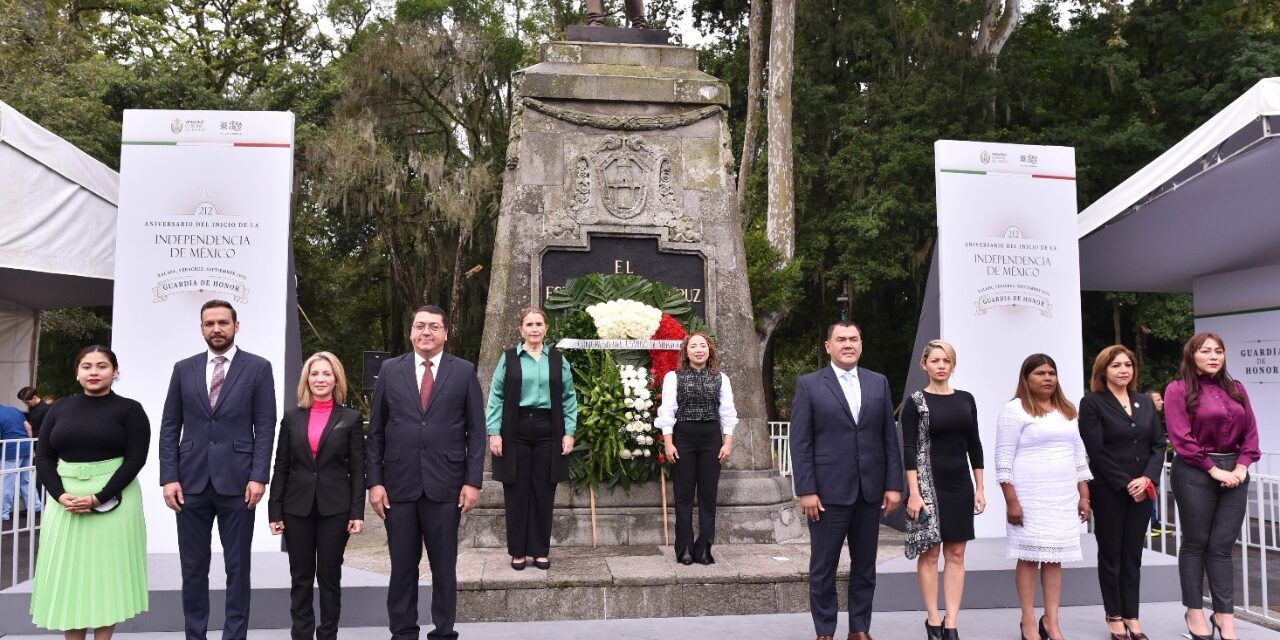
1077, 345, 1163, 640
902, 340, 985, 640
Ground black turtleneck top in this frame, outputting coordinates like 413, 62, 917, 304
35, 392, 151, 502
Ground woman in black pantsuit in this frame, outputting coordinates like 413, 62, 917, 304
268, 352, 365, 640
657, 332, 738, 565
1077, 345, 1164, 640
902, 340, 985, 640
486, 307, 578, 571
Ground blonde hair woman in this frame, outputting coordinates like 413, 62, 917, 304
902, 340, 984, 640
267, 352, 365, 640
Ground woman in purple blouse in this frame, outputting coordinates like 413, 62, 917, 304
1165, 332, 1258, 640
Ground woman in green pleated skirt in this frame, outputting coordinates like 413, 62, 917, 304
31, 346, 151, 638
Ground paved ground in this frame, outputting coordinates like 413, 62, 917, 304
5, 602, 1280, 639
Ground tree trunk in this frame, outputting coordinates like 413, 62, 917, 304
758, 0, 797, 414
766, 0, 796, 263
1112, 301, 1123, 346
446, 228, 470, 354
974, 0, 1021, 67
737, 0, 766, 222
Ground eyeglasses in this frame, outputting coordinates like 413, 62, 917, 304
412, 322, 445, 332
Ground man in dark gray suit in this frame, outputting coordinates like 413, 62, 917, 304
790, 321, 903, 640
159, 299, 277, 640
366, 304, 485, 640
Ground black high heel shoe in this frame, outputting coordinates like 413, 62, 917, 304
1211, 613, 1238, 640
1104, 615, 1128, 640
1017, 620, 1036, 640
1037, 616, 1050, 640
1121, 619, 1147, 640
1185, 612, 1213, 640
924, 619, 942, 640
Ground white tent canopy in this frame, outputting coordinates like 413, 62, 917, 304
0, 100, 118, 408
1078, 77, 1280, 292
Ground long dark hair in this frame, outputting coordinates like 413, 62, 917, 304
74, 345, 118, 370
1014, 353, 1077, 419
1180, 332, 1246, 416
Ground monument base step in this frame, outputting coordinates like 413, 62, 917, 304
455, 534, 1181, 621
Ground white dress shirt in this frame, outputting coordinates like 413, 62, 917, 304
830, 362, 861, 421
206, 345, 239, 393
413, 350, 444, 389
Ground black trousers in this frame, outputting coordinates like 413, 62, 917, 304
1092, 481, 1150, 618
385, 496, 460, 640
283, 503, 350, 640
176, 489, 254, 640
1172, 453, 1249, 612
808, 499, 881, 636
502, 412, 557, 558
672, 420, 722, 556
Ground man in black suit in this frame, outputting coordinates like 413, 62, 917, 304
367, 304, 485, 640
159, 299, 277, 640
790, 321, 903, 640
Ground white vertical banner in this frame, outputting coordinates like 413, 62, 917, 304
934, 140, 1084, 538
113, 110, 294, 553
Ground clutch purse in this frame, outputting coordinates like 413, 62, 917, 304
91, 495, 120, 513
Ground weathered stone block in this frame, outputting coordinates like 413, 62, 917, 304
505, 585, 608, 620
603, 584, 681, 619
680, 582, 778, 616
516, 133, 564, 186
681, 137, 725, 191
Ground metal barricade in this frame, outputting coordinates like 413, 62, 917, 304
1, 438, 41, 589
769, 421, 791, 477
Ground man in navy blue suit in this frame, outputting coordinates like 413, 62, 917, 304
790, 321, 903, 640
366, 304, 485, 640
159, 299, 277, 640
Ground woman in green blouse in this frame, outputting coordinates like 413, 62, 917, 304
486, 307, 578, 570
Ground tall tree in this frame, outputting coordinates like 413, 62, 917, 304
736, 0, 766, 215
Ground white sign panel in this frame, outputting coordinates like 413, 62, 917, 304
935, 140, 1084, 538
113, 110, 294, 553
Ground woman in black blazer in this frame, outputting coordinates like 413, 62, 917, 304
269, 352, 365, 640
1077, 345, 1165, 640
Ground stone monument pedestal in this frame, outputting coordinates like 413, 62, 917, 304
476, 37, 799, 549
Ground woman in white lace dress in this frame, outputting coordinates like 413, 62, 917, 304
996, 353, 1093, 640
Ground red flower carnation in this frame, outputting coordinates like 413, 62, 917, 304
649, 314, 686, 393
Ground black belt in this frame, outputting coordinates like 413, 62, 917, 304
518, 407, 552, 419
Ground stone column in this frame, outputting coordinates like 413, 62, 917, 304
470, 39, 800, 547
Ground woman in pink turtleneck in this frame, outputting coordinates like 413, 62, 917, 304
1165, 332, 1259, 640
268, 352, 366, 640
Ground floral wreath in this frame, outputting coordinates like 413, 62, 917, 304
545, 273, 708, 491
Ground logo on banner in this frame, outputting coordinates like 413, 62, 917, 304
979, 149, 1008, 165
170, 119, 184, 134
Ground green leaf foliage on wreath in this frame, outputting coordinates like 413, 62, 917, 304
545, 273, 688, 492
545, 273, 693, 321
566, 349, 628, 491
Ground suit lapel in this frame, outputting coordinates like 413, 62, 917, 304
820, 368, 857, 427
193, 356, 213, 415
211, 352, 247, 416
1103, 392, 1134, 420
315, 408, 343, 459
400, 355, 423, 416
856, 371, 874, 425
425, 355, 454, 417
293, 410, 318, 469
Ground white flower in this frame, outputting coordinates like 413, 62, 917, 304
642, 411, 651, 419
620, 449, 633, 460
632, 449, 644, 458
638, 367, 648, 376
586, 299, 663, 340
638, 389, 651, 401
642, 435, 653, 445
642, 449, 652, 457
625, 411, 634, 420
